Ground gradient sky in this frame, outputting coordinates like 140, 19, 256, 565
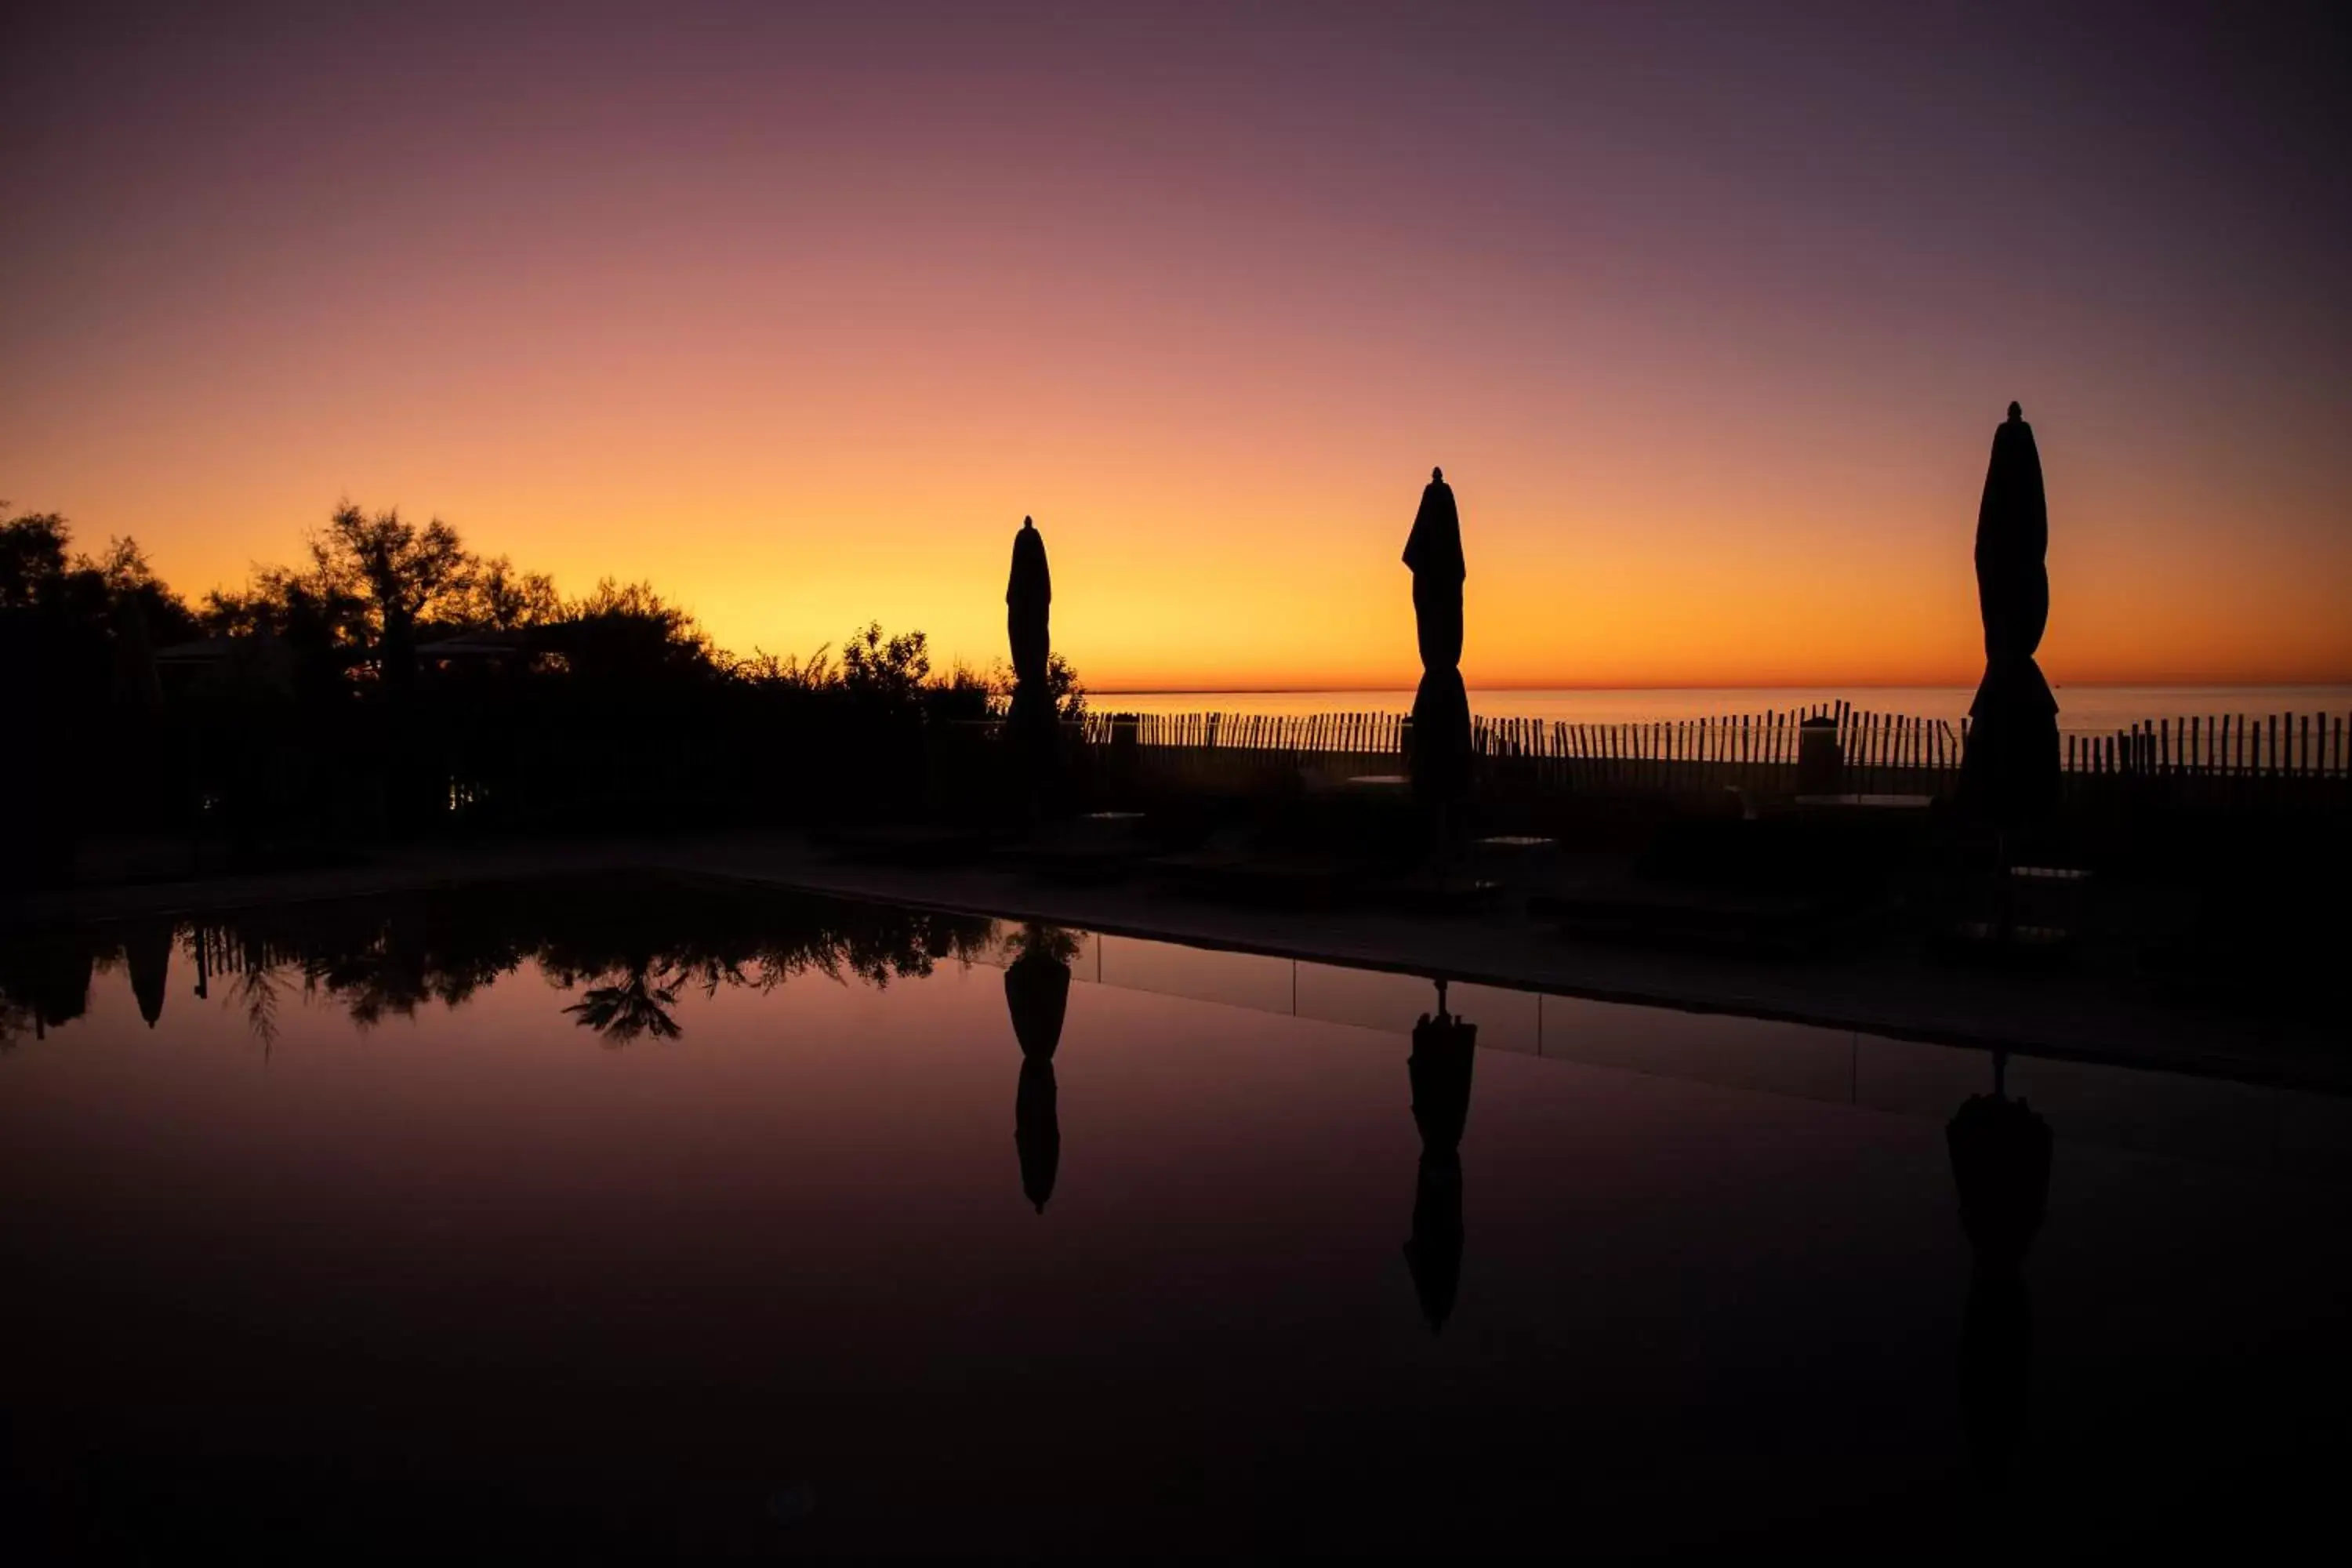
5, 1, 2347, 688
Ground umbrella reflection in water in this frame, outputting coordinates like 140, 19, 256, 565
1005, 924, 1076, 1214
125, 920, 173, 1028
1947, 1049, 2052, 1490
1405, 978, 1477, 1331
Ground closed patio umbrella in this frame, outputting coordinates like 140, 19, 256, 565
1403, 467, 1465, 673
1006, 517, 1052, 690
1004, 517, 1058, 779
1410, 666, 1472, 811
1403, 469, 1472, 813
1962, 404, 2060, 828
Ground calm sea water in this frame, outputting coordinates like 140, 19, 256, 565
1097, 684, 2352, 735
3, 878, 2346, 1555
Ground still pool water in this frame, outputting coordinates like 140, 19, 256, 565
3, 878, 2347, 1556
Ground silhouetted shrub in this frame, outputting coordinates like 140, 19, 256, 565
2, 500, 1085, 851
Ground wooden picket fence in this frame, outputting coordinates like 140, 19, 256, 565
1080, 710, 1406, 753
2064, 711, 2351, 777
1076, 702, 2352, 803
1469, 702, 1954, 798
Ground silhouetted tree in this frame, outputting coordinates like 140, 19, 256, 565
1, 508, 196, 642
1045, 651, 1086, 720
454, 555, 562, 631
840, 621, 931, 708
200, 501, 481, 694
731, 643, 837, 691
89, 536, 200, 644
0, 507, 72, 609
9, 493, 1090, 849
989, 652, 1087, 720
542, 579, 717, 684
1, 507, 198, 877
201, 571, 361, 703
317, 502, 473, 688
922, 660, 995, 724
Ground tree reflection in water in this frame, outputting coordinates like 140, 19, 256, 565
0, 877, 1000, 1048
0, 931, 93, 1045
564, 964, 686, 1044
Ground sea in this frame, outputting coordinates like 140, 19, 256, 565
1090, 685, 2352, 736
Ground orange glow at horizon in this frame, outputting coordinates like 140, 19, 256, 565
5, 7, 2347, 690
29, 343, 2347, 689
22, 379, 2352, 692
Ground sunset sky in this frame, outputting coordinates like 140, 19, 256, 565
5, 2, 2347, 688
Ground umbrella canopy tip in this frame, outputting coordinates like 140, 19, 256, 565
2006, 401, 2022, 421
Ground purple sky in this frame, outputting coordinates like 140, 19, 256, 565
5, 2, 2347, 683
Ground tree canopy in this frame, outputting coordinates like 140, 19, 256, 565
5, 498, 1079, 710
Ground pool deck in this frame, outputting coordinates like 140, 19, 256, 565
5, 830, 2341, 1094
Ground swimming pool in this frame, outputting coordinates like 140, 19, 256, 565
4, 876, 2345, 1555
